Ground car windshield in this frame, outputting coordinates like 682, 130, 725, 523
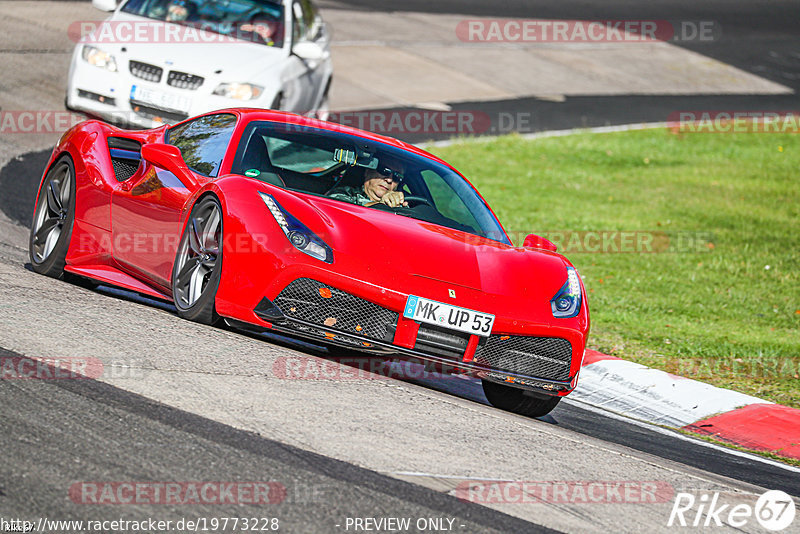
121, 0, 285, 47
231, 121, 511, 245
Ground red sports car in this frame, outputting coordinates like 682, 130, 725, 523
29, 108, 589, 416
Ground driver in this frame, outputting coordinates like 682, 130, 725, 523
165, 0, 198, 22
328, 157, 407, 208
239, 16, 280, 46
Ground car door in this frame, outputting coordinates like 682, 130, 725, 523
281, 0, 328, 112
110, 113, 237, 289
297, 0, 331, 108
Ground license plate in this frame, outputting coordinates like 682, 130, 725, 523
130, 85, 191, 113
403, 295, 495, 337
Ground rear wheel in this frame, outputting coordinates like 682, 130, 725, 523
482, 380, 561, 417
171, 196, 223, 325
29, 157, 75, 278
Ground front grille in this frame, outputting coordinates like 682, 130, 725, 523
474, 336, 573, 381
167, 70, 204, 90
129, 60, 163, 83
273, 278, 398, 342
414, 324, 469, 360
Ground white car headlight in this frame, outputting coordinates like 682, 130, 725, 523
213, 83, 263, 100
81, 45, 117, 72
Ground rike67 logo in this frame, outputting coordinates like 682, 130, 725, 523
668, 490, 796, 531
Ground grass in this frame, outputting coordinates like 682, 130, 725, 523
429, 129, 800, 408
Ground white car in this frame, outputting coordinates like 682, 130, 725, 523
66, 0, 332, 128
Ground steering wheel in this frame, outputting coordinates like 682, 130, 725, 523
402, 195, 433, 207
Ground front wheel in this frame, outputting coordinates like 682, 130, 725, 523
29, 157, 75, 278
270, 92, 285, 111
482, 380, 561, 417
171, 196, 223, 325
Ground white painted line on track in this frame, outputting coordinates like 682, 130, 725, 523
422, 121, 668, 148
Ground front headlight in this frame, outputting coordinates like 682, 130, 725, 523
551, 266, 582, 318
213, 83, 263, 100
81, 45, 117, 72
259, 192, 333, 263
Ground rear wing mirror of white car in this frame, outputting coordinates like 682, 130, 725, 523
92, 0, 117, 12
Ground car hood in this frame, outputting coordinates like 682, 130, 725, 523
90, 12, 286, 79
280, 192, 571, 321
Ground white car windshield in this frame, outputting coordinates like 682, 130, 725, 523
121, 0, 285, 47
230, 121, 511, 245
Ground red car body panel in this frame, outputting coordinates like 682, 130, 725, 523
36, 108, 590, 396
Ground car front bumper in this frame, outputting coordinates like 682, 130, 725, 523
65, 47, 273, 128
240, 276, 582, 397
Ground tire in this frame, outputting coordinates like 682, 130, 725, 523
315, 79, 331, 121
29, 156, 76, 279
270, 92, 285, 111
171, 195, 223, 325
482, 379, 562, 417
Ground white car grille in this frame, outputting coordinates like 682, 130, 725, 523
129, 60, 163, 83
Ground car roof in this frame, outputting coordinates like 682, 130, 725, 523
223, 108, 455, 169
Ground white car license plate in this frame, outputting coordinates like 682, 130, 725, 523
403, 295, 495, 337
130, 85, 191, 113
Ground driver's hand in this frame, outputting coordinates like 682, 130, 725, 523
381, 191, 407, 208
240, 23, 274, 44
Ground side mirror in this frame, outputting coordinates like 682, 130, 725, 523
292, 41, 325, 61
141, 143, 198, 188
92, 0, 117, 12
523, 233, 558, 252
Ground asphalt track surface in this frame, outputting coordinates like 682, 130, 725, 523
323, 0, 800, 92
2, 1, 800, 532
318, 0, 800, 143
0, 346, 551, 533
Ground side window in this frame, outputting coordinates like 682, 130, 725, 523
292, 2, 307, 43
420, 170, 481, 231
292, 0, 318, 42
167, 113, 236, 177
266, 137, 337, 173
